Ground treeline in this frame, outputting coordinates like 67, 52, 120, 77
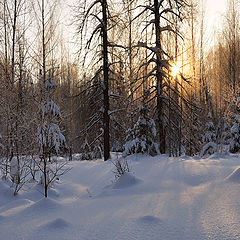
0, 0, 240, 164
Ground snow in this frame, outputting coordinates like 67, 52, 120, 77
38, 123, 66, 154
226, 166, 240, 182
45, 80, 57, 90
10, 157, 18, 180
2, 154, 240, 239
112, 172, 140, 189
41, 99, 61, 119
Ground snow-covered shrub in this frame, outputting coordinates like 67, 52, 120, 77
9, 157, 30, 195
229, 116, 240, 153
92, 145, 102, 159
79, 139, 93, 160
228, 96, 240, 153
111, 140, 124, 152
222, 122, 231, 145
79, 139, 102, 160
112, 157, 130, 179
200, 112, 217, 157
39, 167, 50, 186
38, 162, 69, 187
123, 105, 159, 156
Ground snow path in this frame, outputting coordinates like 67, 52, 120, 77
1, 154, 240, 240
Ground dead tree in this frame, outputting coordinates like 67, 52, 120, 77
74, 0, 119, 160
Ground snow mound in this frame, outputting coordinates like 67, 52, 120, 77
40, 218, 70, 230
226, 167, 240, 182
113, 173, 140, 189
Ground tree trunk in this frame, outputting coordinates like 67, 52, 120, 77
102, 0, 110, 161
154, 0, 165, 154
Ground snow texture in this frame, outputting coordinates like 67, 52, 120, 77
112, 173, 140, 189
226, 166, 240, 182
1, 154, 240, 240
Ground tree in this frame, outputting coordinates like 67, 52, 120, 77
124, 105, 159, 156
200, 112, 217, 157
33, 0, 68, 197
229, 96, 240, 153
133, 0, 189, 154
0, 0, 35, 181
74, 0, 125, 160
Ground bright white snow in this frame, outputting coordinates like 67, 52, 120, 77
1, 153, 240, 239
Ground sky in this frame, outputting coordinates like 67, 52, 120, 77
204, 0, 228, 46
59, 0, 229, 57
206, 0, 227, 30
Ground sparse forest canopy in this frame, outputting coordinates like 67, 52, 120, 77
0, 0, 239, 166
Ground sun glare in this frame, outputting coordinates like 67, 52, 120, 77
171, 63, 181, 78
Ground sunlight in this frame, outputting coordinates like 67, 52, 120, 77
171, 62, 181, 78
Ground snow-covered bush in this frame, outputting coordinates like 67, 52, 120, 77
228, 96, 240, 153
79, 139, 102, 160
79, 139, 93, 160
92, 145, 102, 159
200, 112, 217, 157
123, 105, 159, 156
229, 116, 240, 153
9, 156, 31, 195
219, 121, 231, 146
112, 157, 130, 179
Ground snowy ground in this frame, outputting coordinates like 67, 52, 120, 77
1, 153, 240, 240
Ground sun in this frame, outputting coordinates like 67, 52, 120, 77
171, 63, 181, 78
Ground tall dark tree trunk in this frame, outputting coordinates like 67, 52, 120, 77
102, 0, 110, 161
11, 0, 17, 87
154, 0, 165, 154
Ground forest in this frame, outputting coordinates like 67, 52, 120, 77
3, 1, 240, 239
1, 0, 240, 192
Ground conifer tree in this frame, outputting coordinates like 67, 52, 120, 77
200, 112, 217, 157
38, 77, 67, 197
124, 105, 159, 156
229, 96, 240, 153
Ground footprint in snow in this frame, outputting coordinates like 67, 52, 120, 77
39, 218, 71, 230
138, 215, 162, 224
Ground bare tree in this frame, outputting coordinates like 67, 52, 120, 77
74, 0, 124, 160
